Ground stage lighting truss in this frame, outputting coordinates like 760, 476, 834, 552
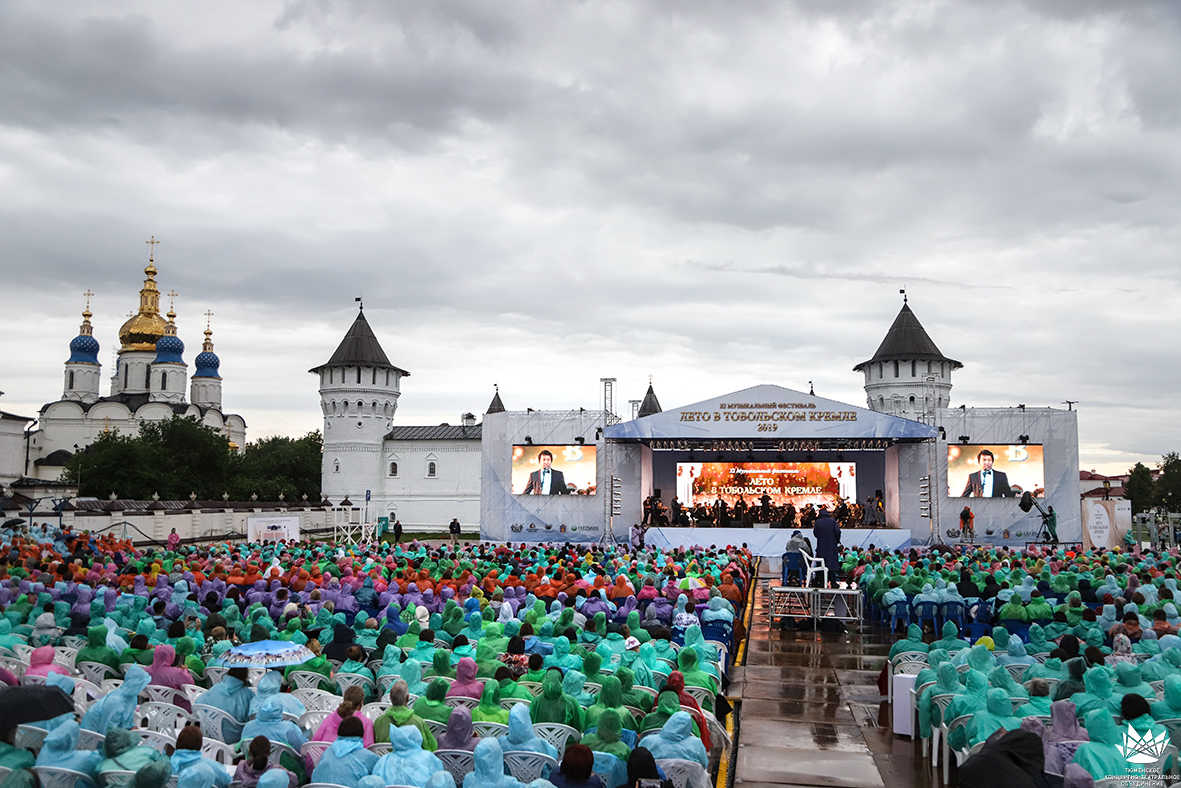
643, 438, 895, 452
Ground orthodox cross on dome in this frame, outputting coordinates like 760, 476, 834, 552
83, 290, 94, 311
146, 236, 159, 262
204, 310, 214, 330
167, 290, 178, 311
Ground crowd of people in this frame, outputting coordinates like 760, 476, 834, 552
0, 522, 751, 788
855, 539, 1181, 786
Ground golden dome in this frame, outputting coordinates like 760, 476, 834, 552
118, 263, 168, 352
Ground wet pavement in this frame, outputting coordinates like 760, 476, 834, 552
731, 561, 942, 788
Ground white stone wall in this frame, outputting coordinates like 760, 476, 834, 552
378, 439, 482, 530
149, 362, 188, 403
318, 365, 403, 510
862, 358, 953, 420
0, 417, 29, 486
63, 363, 102, 404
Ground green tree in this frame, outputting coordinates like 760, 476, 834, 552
1157, 453, 1181, 514
227, 432, 322, 501
1125, 462, 1156, 515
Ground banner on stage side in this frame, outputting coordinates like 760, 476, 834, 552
676, 462, 857, 509
1081, 499, 1131, 550
247, 516, 300, 542
511, 445, 597, 495
947, 444, 1044, 499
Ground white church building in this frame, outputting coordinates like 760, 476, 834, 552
1, 259, 246, 488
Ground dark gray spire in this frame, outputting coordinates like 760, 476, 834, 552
637, 383, 662, 418
853, 303, 961, 372
310, 308, 409, 375
486, 386, 505, 414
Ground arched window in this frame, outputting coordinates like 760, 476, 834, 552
909, 395, 915, 406
878, 362, 883, 380
160, 372, 168, 390
145, 366, 151, 388
372, 369, 377, 385
356, 367, 362, 384
333, 459, 340, 473
878, 396, 885, 409
911, 360, 916, 377
385, 370, 390, 386
372, 401, 378, 416
893, 360, 899, 378
123, 364, 128, 388
68, 371, 75, 389
389, 462, 398, 477
427, 462, 437, 478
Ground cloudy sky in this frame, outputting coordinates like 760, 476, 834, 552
2, 0, 1179, 475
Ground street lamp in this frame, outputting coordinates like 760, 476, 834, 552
1103, 479, 1111, 500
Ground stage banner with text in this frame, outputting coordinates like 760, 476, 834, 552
247, 516, 300, 542
1080, 499, 1131, 551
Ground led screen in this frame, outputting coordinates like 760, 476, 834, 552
512, 445, 597, 495
947, 444, 1044, 498
676, 462, 857, 509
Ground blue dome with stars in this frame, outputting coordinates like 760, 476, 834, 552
68, 333, 100, 364
194, 349, 220, 377
154, 334, 185, 364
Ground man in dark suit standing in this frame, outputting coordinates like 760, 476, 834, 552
812, 506, 841, 587
522, 449, 569, 494
961, 449, 1013, 498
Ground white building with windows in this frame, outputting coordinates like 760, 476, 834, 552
5, 261, 246, 487
313, 309, 484, 530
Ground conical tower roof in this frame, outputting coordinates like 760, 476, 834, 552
310, 308, 409, 374
486, 387, 505, 414
637, 383, 662, 418
854, 302, 961, 371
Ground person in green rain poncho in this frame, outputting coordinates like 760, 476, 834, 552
1073, 709, 1131, 781
530, 669, 583, 731
988, 664, 1029, 700
943, 670, 990, 752
1025, 592, 1054, 621
1026, 623, 1051, 655
374, 680, 438, 750
471, 681, 510, 725
78, 625, 121, 670
425, 649, 455, 680
119, 634, 156, 666
544, 638, 583, 672
583, 675, 637, 732
918, 663, 964, 740
400, 658, 429, 696
581, 652, 606, 687
396, 622, 422, 649
931, 622, 968, 654
473, 641, 502, 679
1111, 661, 1155, 701
1071, 666, 1120, 717
996, 595, 1029, 623
616, 667, 653, 713
1013, 678, 1053, 718
580, 709, 631, 761
888, 625, 929, 659
964, 689, 1022, 748
174, 636, 205, 680
675, 648, 717, 711
412, 679, 455, 725
1056, 591, 1087, 627
640, 691, 699, 736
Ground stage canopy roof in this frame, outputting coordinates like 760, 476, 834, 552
604, 384, 936, 446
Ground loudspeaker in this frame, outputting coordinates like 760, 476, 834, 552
1019, 491, 1033, 512
875, 489, 883, 500
653, 488, 661, 500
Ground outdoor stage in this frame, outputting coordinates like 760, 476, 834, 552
644, 526, 912, 556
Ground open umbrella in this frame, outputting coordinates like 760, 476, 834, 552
0, 684, 75, 725
218, 640, 314, 668
677, 577, 706, 590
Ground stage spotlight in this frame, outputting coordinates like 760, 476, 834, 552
776, 452, 784, 461
1018, 435, 1029, 445
958, 436, 970, 444
716, 453, 724, 461
937, 427, 946, 440
745, 451, 754, 460
524, 436, 533, 444
575, 436, 585, 445
595, 427, 603, 440
806, 452, 813, 461
837, 452, 844, 461
688, 452, 696, 461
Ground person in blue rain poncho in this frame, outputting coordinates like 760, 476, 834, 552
469, 737, 525, 788
81, 665, 152, 732
503, 704, 559, 759
370, 725, 443, 788
35, 721, 101, 788
249, 671, 306, 719
199, 666, 255, 743
311, 716, 379, 788
545, 638, 583, 672
170, 725, 231, 788
641, 712, 708, 769
240, 699, 307, 753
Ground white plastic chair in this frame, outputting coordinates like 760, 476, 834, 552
77, 730, 106, 751
201, 739, 236, 765
14, 725, 48, 754
804, 554, 829, 588
1005, 664, 1029, 683
31, 767, 90, 788
532, 722, 580, 752
137, 701, 194, 733
77, 662, 119, 684
293, 688, 339, 711
135, 730, 174, 754
19, 674, 46, 686
503, 751, 558, 782
300, 710, 332, 732
370, 742, 392, 755
53, 647, 78, 672
289, 670, 328, 689
141, 685, 186, 705
182, 684, 207, 705
378, 674, 399, 695
193, 703, 239, 743
435, 749, 476, 787
268, 740, 299, 767
445, 696, 478, 711
682, 685, 713, 709
519, 681, 543, 697
301, 740, 332, 769
655, 759, 710, 788
424, 719, 448, 739
500, 697, 531, 710
334, 673, 375, 697
472, 721, 508, 738
360, 701, 391, 722
99, 770, 137, 788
